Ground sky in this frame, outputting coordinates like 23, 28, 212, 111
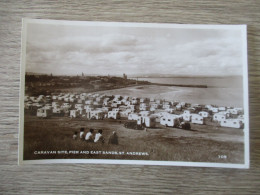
25, 21, 245, 76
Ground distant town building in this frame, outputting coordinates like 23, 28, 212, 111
123, 73, 127, 80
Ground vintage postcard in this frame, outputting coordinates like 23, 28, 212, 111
19, 19, 249, 168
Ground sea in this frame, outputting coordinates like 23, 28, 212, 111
136, 76, 243, 88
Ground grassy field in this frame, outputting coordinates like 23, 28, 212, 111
23, 114, 244, 163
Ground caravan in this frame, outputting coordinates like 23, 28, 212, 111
70, 110, 79, 118
182, 110, 191, 121
37, 108, 52, 118
90, 110, 104, 120
213, 113, 227, 122
139, 103, 148, 111
137, 116, 156, 128
198, 111, 209, 118
220, 119, 244, 129
120, 109, 132, 118
128, 113, 139, 121
139, 111, 150, 117
108, 111, 120, 119
191, 114, 205, 125
160, 114, 181, 127
75, 104, 83, 109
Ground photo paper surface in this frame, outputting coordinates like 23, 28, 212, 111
19, 19, 249, 168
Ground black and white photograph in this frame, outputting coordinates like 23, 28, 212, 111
19, 19, 249, 168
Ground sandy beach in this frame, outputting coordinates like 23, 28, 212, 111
97, 85, 243, 107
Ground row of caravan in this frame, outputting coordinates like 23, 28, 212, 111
129, 112, 196, 128
36, 107, 244, 129
33, 92, 244, 129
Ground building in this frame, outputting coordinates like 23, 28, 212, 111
123, 73, 127, 80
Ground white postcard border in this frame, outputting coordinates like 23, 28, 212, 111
19, 18, 250, 169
